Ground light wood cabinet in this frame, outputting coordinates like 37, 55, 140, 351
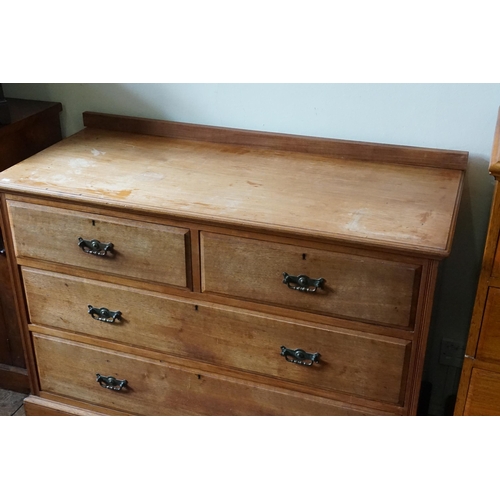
455, 109, 500, 415
0, 112, 467, 415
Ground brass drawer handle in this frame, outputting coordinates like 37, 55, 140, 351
78, 237, 114, 256
96, 374, 128, 391
88, 305, 122, 323
282, 272, 325, 293
281, 346, 320, 366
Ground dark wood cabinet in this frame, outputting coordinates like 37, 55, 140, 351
0, 97, 62, 392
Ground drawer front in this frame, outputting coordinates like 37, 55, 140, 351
201, 232, 421, 328
7, 200, 189, 287
24, 268, 410, 405
33, 333, 390, 416
476, 287, 500, 362
464, 368, 500, 416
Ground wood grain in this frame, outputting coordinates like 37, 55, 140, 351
24, 395, 106, 416
16, 252, 416, 340
7, 200, 189, 288
31, 322, 405, 414
201, 231, 421, 328
23, 268, 410, 405
461, 183, 500, 358
463, 368, 500, 415
455, 109, 500, 415
0, 127, 464, 258
33, 333, 394, 416
406, 259, 439, 414
83, 111, 469, 170
0, 112, 466, 416
1, 194, 43, 394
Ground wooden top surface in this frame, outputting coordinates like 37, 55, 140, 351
0, 120, 466, 258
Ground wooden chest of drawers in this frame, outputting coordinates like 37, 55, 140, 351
455, 109, 500, 415
0, 112, 467, 416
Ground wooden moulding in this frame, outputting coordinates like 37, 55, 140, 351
406, 260, 440, 414
83, 111, 469, 170
23, 395, 109, 416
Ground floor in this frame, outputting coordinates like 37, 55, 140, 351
0, 388, 26, 416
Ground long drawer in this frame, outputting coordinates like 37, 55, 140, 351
33, 333, 391, 416
23, 268, 411, 405
201, 232, 421, 328
7, 200, 189, 287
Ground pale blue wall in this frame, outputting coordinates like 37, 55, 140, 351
4, 83, 500, 414
4, 83, 499, 153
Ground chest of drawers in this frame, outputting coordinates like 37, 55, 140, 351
455, 109, 500, 415
0, 112, 467, 415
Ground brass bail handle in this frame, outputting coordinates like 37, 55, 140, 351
96, 374, 128, 391
78, 237, 114, 256
282, 272, 325, 293
281, 346, 320, 366
88, 305, 122, 323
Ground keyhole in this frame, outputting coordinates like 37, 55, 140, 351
92, 220, 96, 226
302, 253, 307, 260
194, 305, 198, 311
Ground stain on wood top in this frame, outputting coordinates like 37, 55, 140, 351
0, 126, 465, 257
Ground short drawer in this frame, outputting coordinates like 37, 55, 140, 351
201, 232, 421, 328
33, 333, 391, 416
7, 200, 189, 287
476, 287, 500, 362
24, 268, 411, 405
